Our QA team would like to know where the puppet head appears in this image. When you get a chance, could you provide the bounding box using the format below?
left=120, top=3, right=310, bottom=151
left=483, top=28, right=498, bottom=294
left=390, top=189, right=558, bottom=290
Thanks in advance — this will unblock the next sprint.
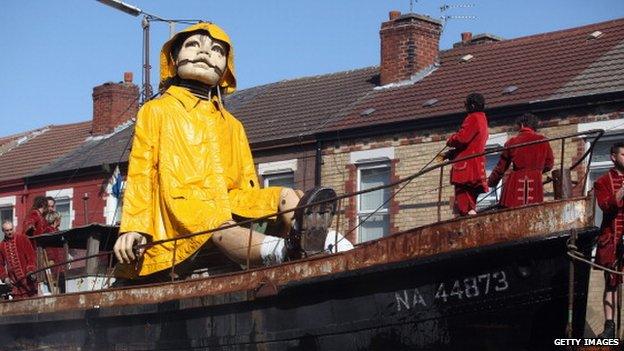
left=160, top=23, right=236, bottom=93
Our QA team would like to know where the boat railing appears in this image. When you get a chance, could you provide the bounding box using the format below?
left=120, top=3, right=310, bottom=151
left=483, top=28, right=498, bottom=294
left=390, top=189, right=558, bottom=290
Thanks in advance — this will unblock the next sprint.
left=10, top=128, right=605, bottom=297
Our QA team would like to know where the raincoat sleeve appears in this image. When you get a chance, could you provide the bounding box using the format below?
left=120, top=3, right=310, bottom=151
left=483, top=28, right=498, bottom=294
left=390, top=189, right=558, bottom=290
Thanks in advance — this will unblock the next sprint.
left=447, top=114, right=478, bottom=149
left=119, top=104, right=160, bottom=239
left=234, top=122, right=261, bottom=191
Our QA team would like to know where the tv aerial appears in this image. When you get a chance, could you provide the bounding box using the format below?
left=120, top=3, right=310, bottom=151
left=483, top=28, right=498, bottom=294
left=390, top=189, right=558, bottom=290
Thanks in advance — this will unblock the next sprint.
left=439, top=3, right=476, bottom=33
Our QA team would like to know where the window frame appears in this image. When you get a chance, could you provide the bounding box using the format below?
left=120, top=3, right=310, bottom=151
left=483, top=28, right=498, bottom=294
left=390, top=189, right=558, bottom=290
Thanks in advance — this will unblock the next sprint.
left=262, top=171, right=295, bottom=188
left=356, top=161, right=391, bottom=243
left=46, top=188, right=74, bottom=230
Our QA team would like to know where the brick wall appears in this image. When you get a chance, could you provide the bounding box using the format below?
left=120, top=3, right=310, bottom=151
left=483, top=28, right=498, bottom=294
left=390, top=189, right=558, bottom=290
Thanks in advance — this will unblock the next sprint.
left=321, top=106, right=623, bottom=242
left=92, top=72, right=139, bottom=135
left=380, top=12, right=442, bottom=85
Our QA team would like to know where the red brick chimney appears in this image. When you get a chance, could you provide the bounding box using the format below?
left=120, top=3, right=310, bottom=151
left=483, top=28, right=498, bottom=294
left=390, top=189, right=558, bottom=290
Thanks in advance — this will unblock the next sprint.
left=380, top=11, right=442, bottom=85
left=461, top=32, right=473, bottom=43
left=92, top=72, right=139, bottom=135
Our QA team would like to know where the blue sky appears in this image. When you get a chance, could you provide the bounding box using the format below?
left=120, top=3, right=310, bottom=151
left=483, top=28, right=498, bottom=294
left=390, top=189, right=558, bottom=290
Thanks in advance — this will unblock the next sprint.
left=0, top=0, right=622, bottom=136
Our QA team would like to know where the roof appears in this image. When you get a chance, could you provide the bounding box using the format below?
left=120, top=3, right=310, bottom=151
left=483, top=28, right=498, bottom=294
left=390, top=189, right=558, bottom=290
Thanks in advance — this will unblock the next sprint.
left=26, top=17, right=624, bottom=179
left=0, top=122, right=92, bottom=183
left=226, top=67, right=378, bottom=144
left=0, top=127, right=47, bottom=157
left=33, top=125, right=133, bottom=176
left=329, top=18, right=624, bottom=131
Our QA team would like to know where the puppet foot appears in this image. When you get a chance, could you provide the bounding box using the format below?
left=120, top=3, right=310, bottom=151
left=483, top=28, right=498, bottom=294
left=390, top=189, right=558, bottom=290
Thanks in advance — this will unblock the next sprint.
left=285, top=187, right=337, bottom=260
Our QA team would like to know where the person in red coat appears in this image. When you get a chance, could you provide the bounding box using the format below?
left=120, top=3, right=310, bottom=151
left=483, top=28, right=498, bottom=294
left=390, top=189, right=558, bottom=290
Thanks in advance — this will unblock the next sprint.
left=487, top=113, right=554, bottom=208
left=42, top=211, right=66, bottom=276
left=23, top=195, right=48, bottom=240
left=0, top=221, right=37, bottom=299
left=446, top=93, right=489, bottom=216
left=593, top=141, right=624, bottom=338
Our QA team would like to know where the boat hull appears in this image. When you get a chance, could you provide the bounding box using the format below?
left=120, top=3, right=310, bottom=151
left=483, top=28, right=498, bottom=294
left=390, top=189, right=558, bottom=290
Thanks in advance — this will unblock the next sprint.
left=0, top=228, right=596, bottom=351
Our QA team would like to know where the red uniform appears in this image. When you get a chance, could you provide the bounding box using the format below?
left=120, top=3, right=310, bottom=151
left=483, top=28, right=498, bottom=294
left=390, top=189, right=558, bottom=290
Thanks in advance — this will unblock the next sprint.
left=594, top=169, right=624, bottom=287
left=42, top=225, right=66, bottom=275
left=488, top=127, right=554, bottom=208
left=23, top=209, right=47, bottom=238
left=447, top=111, right=489, bottom=215
left=0, top=234, right=37, bottom=298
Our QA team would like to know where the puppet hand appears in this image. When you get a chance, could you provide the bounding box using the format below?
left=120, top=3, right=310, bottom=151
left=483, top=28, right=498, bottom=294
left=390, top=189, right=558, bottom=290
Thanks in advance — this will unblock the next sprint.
left=3, top=278, right=12, bottom=286
left=114, top=232, right=148, bottom=264
left=28, top=274, right=36, bottom=282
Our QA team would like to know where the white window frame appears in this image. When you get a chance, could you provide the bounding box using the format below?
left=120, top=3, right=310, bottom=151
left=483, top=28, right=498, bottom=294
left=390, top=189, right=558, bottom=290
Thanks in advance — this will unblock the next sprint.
left=579, top=119, right=624, bottom=193
left=477, top=133, right=508, bottom=210
left=258, top=159, right=297, bottom=188
left=262, top=171, right=295, bottom=188
left=46, top=188, right=74, bottom=229
left=0, top=195, right=16, bottom=227
left=356, top=161, right=391, bottom=243
left=351, top=148, right=395, bottom=244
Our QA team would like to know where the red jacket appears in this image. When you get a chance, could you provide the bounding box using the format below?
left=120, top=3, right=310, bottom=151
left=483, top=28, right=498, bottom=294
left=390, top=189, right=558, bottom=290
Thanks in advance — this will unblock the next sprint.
left=447, top=111, right=489, bottom=192
left=594, top=168, right=624, bottom=269
left=488, top=128, right=554, bottom=208
left=0, top=234, right=37, bottom=298
left=42, top=225, right=66, bottom=275
left=23, top=209, right=47, bottom=238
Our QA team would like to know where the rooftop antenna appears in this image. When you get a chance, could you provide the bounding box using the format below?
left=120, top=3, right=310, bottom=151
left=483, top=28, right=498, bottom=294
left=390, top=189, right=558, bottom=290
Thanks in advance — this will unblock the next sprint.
left=409, top=0, right=416, bottom=13
left=439, top=3, right=476, bottom=34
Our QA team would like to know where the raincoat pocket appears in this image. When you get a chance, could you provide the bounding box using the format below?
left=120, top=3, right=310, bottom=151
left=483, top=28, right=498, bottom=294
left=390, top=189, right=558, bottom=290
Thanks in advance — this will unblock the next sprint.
left=166, top=187, right=221, bottom=232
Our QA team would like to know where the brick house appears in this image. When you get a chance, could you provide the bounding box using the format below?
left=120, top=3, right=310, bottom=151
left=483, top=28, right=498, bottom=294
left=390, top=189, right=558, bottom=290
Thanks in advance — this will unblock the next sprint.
left=3, top=11, right=622, bottom=246
left=0, top=10, right=622, bottom=334
left=0, top=73, right=139, bottom=238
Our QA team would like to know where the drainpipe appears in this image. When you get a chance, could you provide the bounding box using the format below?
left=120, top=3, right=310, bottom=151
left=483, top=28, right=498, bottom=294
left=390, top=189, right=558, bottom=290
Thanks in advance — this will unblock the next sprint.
left=315, top=140, right=322, bottom=186
left=82, top=193, right=90, bottom=224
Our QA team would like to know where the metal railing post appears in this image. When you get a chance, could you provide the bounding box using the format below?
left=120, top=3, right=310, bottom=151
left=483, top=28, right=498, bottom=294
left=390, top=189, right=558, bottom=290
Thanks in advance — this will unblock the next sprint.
left=438, top=166, right=444, bottom=222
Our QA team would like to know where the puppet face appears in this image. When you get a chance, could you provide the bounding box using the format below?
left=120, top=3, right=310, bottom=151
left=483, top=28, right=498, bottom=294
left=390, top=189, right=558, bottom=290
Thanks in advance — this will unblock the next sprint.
left=176, top=33, right=227, bottom=86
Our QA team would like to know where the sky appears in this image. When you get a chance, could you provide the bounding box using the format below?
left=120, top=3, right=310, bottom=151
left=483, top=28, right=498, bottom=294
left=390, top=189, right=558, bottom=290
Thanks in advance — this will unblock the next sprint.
left=0, top=0, right=623, bottom=136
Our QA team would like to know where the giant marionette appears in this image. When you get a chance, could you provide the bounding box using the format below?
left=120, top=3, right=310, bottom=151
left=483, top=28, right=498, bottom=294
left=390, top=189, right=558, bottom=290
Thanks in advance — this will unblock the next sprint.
left=114, top=23, right=352, bottom=279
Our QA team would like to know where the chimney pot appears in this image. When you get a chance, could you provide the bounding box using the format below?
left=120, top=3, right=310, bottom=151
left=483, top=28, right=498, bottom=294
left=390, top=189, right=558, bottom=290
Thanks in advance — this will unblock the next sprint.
left=461, top=32, right=473, bottom=43
left=389, top=11, right=401, bottom=20
left=124, top=72, right=133, bottom=83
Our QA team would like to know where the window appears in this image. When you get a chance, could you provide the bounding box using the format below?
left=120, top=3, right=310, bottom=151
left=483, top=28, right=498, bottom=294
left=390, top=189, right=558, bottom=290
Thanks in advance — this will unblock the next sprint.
left=587, top=134, right=624, bottom=226
left=0, top=196, right=16, bottom=240
left=476, top=152, right=503, bottom=210
left=258, top=159, right=298, bottom=189
left=0, top=206, right=13, bottom=224
left=55, top=198, right=72, bottom=230
left=476, top=133, right=507, bottom=211
left=357, top=163, right=391, bottom=243
left=263, top=171, right=295, bottom=188
left=47, top=189, right=74, bottom=230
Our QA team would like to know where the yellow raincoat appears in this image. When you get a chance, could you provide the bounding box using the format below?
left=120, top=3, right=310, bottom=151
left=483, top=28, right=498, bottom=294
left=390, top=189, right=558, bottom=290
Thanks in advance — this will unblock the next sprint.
left=118, top=23, right=282, bottom=277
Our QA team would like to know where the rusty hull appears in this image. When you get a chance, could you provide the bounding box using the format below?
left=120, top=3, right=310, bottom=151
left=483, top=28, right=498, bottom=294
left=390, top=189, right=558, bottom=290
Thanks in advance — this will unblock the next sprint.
left=0, top=196, right=594, bottom=317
